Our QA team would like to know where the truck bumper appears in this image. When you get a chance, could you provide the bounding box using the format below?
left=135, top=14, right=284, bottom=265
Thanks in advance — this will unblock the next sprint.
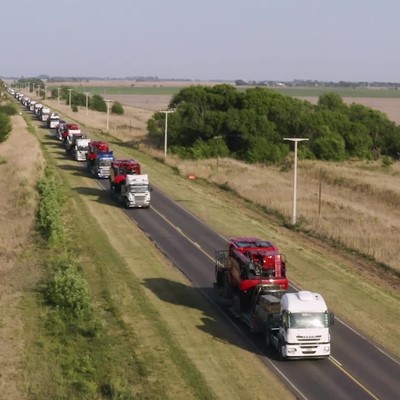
left=283, top=343, right=331, bottom=358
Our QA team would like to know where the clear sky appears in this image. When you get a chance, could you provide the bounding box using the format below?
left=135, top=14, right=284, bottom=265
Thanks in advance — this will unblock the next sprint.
left=2, top=0, right=399, bottom=82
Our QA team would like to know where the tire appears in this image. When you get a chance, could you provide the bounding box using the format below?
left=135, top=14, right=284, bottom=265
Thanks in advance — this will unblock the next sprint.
left=278, top=340, right=286, bottom=361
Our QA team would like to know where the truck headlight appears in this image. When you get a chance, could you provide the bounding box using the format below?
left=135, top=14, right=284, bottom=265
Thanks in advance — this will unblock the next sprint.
left=287, top=348, right=296, bottom=354
left=323, top=346, right=330, bottom=352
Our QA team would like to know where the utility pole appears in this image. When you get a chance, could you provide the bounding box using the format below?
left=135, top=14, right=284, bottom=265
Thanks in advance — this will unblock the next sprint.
left=67, top=88, right=73, bottom=109
left=283, top=138, right=309, bottom=225
left=106, top=99, right=112, bottom=132
left=85, top=92, right=90, bottom=117
left=160, top=110, right=174, bottom=158
left=56, top=87, right=61, bottom=103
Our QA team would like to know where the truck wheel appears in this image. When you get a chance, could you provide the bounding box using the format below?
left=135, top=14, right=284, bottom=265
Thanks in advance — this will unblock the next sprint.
left=278, top=341, right=286, bottom=361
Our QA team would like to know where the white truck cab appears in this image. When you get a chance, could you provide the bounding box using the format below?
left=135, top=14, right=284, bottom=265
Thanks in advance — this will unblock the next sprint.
left=74, top=138, right=91, bottom=161
left=275, top=291, right=334, bottom=359
left=123, top=174, right=151, bottom=208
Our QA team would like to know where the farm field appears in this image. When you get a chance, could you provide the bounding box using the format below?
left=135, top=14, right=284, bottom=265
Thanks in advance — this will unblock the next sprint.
left=46, top=80, right=400, bottom=121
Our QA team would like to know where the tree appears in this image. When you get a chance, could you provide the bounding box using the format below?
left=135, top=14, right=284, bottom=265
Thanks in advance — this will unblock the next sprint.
left=111, top=101, right=124, bottom=115
left=90, top=94, right=107, bottom=112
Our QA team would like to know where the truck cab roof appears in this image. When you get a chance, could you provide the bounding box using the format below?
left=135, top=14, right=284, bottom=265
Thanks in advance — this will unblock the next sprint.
left=281, top=291, right=328, bottom=313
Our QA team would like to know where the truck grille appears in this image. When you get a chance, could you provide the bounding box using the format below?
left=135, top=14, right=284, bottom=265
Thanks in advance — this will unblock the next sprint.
left=297, top=335, right=322, bottom=342
left=135, top=195, right=146, bottom=205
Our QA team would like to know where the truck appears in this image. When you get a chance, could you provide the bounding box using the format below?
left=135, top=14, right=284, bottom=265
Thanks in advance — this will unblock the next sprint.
left=33, top=103, right=43, bottom=115
left=56, top=120, right=67, bottom=140
left=109, top=159, right=141, bottom=191
left=72, top=138, right=91, bottom=161
left=112, top=174, right=151, bottom=208
left=86, top=141, right=114, bottom=178
left=214, top=237, right=334, bottom=359
left=47, top=113, right=60, bottom=129
left=40, top=106, right=51, bottom=122
left=66, top=132, right=87, bottom=156
left=28, top=100, right=36, bottom=111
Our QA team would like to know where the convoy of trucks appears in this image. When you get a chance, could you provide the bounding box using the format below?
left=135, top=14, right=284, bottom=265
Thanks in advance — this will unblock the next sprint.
left=12, top=88, right=334, bottom=361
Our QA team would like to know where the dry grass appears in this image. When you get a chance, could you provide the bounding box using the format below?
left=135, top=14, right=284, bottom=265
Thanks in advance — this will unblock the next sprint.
left=165, top=155, right=400, bottom=272
left=0, top=115, right=44, bottom=400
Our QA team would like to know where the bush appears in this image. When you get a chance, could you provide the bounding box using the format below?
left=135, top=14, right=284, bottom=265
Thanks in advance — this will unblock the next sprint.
left=0, top=103, right=18, bottom=115
left=45, top=264, right=90, bottom=318
left=111, top=101, right=124, bottom=115
left=71, top=104, right=78, bottom=112
left=382, top=155, right=393, bottom=167
left=37, top=176, right=65, bottom=245
left=0, top=112, right=12, bottom=143
left=90, top=94, right=107, bottom=112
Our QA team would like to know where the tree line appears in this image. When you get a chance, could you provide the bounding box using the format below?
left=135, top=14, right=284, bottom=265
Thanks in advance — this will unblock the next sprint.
left=50, top=86, right=124, bottom=115
left=147, top=84, right=400, bottom=163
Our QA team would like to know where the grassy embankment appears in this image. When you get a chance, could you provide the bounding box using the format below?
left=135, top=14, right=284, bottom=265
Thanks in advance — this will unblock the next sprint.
left=19, top=107, right=294, bottom=399
left=36, top=93, right=400, bottom=361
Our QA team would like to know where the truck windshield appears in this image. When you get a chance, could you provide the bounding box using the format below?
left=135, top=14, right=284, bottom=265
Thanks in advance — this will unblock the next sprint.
left=77, top=146, right=88, bottom=151
left=99, top=160, right=112, bottom=167
left=128, top=185, right=148, bottom=193
left=289, top=312, right=329, bottom=329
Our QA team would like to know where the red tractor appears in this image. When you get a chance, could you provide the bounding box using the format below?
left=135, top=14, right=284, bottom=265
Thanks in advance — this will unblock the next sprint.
left=109, top=159, right=141, bottom=193
left=215, top=237, right=288, bottom=311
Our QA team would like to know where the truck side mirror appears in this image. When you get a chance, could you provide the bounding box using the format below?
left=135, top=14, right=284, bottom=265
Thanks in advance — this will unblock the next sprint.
left=329, top=312, right=335, bottom=326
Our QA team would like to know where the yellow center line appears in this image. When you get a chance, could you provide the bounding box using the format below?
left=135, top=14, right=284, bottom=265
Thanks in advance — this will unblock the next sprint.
left=329, top=357, right=381, bottom=400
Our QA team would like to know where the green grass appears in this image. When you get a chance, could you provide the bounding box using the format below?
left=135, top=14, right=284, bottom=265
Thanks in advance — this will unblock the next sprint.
left=275, top=86, right=400, bottom=98
left=48, top=84, right=400, bottom=98
left=22, top=126, right=217, bottom=400
left=49, top=86, right=182, bottom=96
